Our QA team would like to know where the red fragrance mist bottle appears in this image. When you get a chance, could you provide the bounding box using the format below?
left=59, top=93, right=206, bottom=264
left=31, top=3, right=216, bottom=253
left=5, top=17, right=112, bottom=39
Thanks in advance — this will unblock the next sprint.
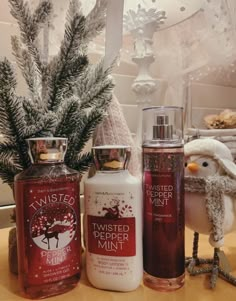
left=14, top=138, right=81, bottom=299
left=142, top=107, right=185, bottom=291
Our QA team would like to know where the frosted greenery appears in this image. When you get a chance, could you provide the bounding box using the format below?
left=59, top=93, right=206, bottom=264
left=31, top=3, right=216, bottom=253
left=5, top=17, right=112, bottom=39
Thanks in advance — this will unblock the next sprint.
left=0, top=0, right=114, bottom=188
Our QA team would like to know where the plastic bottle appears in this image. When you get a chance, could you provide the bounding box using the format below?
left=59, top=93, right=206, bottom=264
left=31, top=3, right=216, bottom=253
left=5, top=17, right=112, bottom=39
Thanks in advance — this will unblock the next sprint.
left=84, top=145, right=143, bottom=291
left=142, top=106, right=185, bottom=291
left=14, top=137, right=81, bottom=299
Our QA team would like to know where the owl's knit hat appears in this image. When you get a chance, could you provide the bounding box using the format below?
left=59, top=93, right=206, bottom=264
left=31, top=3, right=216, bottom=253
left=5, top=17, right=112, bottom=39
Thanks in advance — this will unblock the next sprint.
left=185, top=138, right=236, bottom=179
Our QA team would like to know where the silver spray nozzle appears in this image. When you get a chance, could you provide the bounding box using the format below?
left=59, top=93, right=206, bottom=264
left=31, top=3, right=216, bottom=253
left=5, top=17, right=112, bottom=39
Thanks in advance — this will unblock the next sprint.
left=153, top=114, right=173, bottom=140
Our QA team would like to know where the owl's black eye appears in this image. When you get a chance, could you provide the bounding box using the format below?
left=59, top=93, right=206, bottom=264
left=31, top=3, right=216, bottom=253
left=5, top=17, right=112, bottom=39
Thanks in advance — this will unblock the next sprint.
left=184, top=162, right=188, bottom=167
left=202, top=162, right=208, bottom=167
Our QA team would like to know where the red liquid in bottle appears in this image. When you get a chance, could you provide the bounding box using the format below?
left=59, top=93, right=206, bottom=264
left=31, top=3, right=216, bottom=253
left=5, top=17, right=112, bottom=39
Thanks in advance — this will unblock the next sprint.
left=14, top=138, right=81, bottom=299
left=143, top=147, right=185, bottom=291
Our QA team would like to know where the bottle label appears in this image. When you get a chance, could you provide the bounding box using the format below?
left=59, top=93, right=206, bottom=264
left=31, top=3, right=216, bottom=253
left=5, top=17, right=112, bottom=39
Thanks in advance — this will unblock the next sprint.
left=85, top=182, right=142, bottom=281
left=143, top=151, right=183, bottom=223
left=144, top=172, right=176, bottom=223
left=87, top=215, right=135, bottom=256
left=86, top=191, right=136, bottom=257
left=23, top=180, right=81, bottom=285
left=143, top=150, right=185, bottom=278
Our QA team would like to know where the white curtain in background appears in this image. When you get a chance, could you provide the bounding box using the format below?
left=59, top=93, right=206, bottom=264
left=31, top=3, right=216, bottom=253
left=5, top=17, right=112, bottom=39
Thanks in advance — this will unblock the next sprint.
left=151, top=0, right=236, bottom=106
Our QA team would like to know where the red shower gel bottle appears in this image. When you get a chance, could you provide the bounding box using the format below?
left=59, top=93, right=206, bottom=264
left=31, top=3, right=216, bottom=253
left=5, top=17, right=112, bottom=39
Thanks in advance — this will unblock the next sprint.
left=14, top=137, right=81, bottom=299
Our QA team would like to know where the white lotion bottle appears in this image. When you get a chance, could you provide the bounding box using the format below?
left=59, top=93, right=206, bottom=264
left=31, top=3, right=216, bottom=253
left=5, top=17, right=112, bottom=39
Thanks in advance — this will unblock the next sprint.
left=84, top=145, right=143, bottom=291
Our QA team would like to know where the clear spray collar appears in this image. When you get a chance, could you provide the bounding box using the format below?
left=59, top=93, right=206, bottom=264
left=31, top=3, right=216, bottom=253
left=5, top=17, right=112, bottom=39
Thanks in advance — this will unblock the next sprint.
left=142, top=106, right=183, bottom=147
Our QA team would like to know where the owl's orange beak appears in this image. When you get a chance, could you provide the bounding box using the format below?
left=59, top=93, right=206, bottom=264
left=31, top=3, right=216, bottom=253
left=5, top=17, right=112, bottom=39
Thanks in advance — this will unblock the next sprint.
left=187, top=162, right=199, bottom=173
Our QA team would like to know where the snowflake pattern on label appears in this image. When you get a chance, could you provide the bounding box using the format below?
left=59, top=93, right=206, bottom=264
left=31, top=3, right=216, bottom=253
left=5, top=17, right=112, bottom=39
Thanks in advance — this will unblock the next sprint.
left=87, top=192, right=135, bottom=218
left=30, top=203, right=77, bottom=251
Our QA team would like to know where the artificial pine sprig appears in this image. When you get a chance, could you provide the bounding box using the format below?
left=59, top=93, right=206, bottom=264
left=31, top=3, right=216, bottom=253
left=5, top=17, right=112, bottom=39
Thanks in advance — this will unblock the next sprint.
left=78, top=59, right=112, bottom=108
left=66, top=108, right=105, bottom=161
left=11, top=36, right=42, bottom=101
left=0, top=142, right=21, bottom=186
left=71, top=152, right=93, bottom=173
left=0, top=159, right=20, bottom=189
left=54, top=97, right=81, bottom=137
left=9, top=0, right=36, bottom=43
left=23, top=112, right=58, bottom=138
left=81, top=75, right=114, bottom=109
left=0, top=59, right=30, bottom=170
left=0, top=0, right=114, bottom=189
left=47, top=54, right=88, bottom=111
left=9, top=0, right=52, bottom=43
left=9, top=0, right=51, bottom=74
left=83, top=0, right=108, bottom=43
left=0, top=142, right=18, bottom=162
left=32, top=0, right=53, bottom=30
left=46, top=1, right=88, bottom=111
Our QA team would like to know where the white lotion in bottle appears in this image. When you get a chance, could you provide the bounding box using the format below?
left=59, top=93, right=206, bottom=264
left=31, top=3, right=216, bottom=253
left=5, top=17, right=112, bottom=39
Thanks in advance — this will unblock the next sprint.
left=84, top=145, right=143, bottom=291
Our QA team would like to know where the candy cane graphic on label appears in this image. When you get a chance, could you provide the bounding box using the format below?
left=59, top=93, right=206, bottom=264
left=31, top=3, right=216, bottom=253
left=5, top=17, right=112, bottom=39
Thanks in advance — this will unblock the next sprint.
left=31, top=216, right=47, bottom=237
left=64, top=213, right=74, bottom=238
left=120, top=205, right=133, bottom=217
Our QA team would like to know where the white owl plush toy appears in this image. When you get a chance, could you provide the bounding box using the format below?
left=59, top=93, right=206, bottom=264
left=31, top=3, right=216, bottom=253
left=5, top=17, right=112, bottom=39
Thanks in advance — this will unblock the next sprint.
left=184, top=138, right=236, bottom=288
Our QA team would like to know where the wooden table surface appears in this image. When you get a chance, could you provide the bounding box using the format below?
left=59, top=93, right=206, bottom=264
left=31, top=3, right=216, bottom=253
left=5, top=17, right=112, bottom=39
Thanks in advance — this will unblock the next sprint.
left=0, top=227, right=236, bottom=300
